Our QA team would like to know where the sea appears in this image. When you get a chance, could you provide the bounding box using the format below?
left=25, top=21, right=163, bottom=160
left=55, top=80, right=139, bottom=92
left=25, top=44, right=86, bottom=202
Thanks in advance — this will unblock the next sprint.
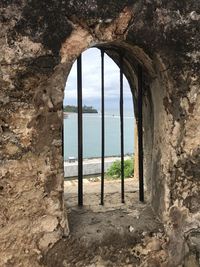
left=63, top=112, right=135, bottom=161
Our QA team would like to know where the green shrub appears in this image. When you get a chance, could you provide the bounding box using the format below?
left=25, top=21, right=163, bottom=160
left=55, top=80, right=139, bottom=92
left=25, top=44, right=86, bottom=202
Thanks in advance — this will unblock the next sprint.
left=106, top=158, right=134, bottom=179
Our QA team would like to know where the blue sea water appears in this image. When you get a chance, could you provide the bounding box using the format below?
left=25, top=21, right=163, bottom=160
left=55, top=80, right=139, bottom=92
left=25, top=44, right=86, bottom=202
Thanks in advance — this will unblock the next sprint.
left=63, top=113, right=134, bottom=160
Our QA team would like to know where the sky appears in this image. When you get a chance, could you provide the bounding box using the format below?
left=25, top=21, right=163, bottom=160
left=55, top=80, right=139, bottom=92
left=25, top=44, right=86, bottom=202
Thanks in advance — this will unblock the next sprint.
left=64, top=48, right=134, bottom=114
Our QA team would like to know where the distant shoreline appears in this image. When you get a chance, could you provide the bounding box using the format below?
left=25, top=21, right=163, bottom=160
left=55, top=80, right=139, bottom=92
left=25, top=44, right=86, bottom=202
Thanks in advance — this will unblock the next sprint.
left=64, top=155, right=134, bottom=177
left=63, top=112, right=135, bottom=119
left=64, top=105, right=98, bottom=113
left=64, top=154, right=134, bottom=162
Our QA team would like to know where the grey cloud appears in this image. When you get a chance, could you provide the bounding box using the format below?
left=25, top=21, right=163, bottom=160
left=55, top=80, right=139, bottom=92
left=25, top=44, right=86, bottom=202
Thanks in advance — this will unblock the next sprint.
left=65, top=48, right=133, bottom=102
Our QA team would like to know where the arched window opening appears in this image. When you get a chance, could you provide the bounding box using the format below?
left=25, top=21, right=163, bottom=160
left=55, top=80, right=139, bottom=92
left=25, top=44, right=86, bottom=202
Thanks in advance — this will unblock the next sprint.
left=63, top=47, right=142, bottom=209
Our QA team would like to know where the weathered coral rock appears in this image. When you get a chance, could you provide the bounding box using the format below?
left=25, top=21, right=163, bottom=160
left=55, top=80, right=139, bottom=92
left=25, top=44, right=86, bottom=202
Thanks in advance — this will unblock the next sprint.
left=0, top=0, right=199, bottom=266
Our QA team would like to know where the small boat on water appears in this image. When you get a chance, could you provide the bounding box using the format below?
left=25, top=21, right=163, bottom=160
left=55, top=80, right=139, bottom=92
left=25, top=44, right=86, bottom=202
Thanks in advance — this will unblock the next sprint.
left=64, top=112, right=68, bottom=118
left=68, top=156, right=76, bottom=163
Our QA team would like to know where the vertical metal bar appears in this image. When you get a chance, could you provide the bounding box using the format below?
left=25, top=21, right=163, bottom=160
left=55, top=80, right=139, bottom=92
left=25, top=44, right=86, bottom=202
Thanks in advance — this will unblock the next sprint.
left=62, top=106, right=65, bottom=178
left=120, top=53, right=125, bottom=203
left=100, top=50, right=105, bottom=205
left=62, top=106, right=64, bottom=160
left=77, top=55, right=83, bottom=206
left=137, top=64, right=144, bottom=202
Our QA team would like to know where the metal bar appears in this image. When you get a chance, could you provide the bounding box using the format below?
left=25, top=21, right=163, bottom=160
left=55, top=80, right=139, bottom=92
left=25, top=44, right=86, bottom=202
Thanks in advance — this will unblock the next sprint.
left=137, top=64, right=144, bottom=202
left=100, top=49, right=105, bottom=205
left=62, top=107, right=64, bottom=159
left=120, top=54, right=125, bottom=203
left=77, top=55, right=83, bottom=206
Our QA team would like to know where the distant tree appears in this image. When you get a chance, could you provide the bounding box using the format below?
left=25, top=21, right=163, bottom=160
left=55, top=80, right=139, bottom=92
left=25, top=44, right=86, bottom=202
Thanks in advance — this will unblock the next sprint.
left=64, top=105, right=98, bottom=113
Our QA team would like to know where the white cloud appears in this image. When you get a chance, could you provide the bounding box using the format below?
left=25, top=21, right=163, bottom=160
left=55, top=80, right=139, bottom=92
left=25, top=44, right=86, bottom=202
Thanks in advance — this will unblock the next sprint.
left=64, top=48, right=133, bottom=103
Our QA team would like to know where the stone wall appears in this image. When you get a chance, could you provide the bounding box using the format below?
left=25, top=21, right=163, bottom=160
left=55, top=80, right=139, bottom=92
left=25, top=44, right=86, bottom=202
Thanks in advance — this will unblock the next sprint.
left=0, top=1, right=199, bottom=266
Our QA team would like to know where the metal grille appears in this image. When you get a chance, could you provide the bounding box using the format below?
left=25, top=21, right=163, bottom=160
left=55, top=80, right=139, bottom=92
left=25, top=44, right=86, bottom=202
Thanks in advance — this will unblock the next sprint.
left=72, top=49, right=144, bottom=206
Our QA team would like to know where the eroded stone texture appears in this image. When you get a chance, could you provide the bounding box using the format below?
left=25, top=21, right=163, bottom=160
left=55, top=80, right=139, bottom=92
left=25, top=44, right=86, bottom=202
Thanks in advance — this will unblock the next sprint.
left=0, top=0, right=199, bottom=266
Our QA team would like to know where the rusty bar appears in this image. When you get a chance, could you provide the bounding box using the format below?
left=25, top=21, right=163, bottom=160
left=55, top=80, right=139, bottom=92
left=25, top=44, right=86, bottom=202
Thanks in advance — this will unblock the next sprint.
left=100, top=49, right=105, bottom=205
left=77, top=55, right=83, bottom=206
left=120, top=53, right=125, bottom=203
left=62, top=110, right=64, bottom=159
left=137, top=64, right=144, bottom=202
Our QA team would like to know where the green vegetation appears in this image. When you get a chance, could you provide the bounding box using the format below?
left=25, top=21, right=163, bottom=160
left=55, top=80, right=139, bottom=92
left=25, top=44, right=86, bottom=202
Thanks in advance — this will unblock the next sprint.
left=106, top=158, right=134, bottom=179
left=63, top=105, right=98, bottom=113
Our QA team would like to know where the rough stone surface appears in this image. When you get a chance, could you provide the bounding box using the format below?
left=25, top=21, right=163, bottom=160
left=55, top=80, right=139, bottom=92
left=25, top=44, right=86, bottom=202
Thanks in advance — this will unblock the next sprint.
left=44, top=178, right=164, bottom=267
left=0, top=0, right=199, bottom=266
